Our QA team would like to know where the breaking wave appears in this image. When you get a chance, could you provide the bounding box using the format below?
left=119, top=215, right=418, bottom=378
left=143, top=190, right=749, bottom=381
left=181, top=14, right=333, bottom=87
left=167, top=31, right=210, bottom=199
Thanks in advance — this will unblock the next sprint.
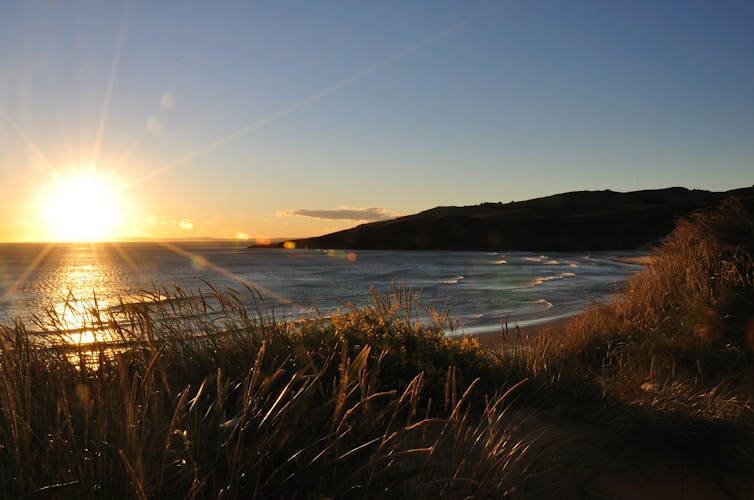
left=528, top=272, right=576, bottom=287
left=522, top=298, right=554, bottom=312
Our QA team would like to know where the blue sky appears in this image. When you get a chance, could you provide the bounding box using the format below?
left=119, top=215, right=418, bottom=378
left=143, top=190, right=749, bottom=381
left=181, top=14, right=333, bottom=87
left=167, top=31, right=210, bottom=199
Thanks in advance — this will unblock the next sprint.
left=1, top=0, right=753, bottom=241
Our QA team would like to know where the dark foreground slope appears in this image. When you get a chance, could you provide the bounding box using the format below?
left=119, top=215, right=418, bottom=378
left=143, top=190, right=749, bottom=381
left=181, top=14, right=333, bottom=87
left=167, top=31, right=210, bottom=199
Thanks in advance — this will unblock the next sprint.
left=259, top=186, right=754, bottom=251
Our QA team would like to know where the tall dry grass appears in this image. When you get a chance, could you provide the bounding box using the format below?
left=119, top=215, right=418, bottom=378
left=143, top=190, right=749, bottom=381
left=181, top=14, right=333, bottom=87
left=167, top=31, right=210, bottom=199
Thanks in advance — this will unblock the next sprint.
left=0, top=286, right=546, bottom=498
left=509, top=198, right=754, bottom=473
left=556, top=198, right=754, bottom=381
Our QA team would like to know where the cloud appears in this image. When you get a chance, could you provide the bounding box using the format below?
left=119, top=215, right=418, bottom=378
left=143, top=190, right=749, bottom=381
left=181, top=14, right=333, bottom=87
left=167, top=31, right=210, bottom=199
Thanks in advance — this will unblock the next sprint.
left=147, top=215, right=172, bottom=225
left=179, top=219, right=194, bottom=230
left=279, top=207, right=397, bottom=221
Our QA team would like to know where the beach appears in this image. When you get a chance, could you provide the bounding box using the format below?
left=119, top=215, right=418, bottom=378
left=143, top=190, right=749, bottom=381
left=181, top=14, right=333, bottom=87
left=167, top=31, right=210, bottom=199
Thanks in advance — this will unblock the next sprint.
left=469, top=316, right=572, bottom=350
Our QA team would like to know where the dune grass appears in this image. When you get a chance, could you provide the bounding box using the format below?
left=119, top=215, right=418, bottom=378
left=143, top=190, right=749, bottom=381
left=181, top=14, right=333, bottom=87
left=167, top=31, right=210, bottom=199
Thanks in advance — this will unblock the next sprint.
left=0, top=285, right=548, bottom=498
left=512, top=198, right=754, bottom=482
left=1, top=198, right=753, bottom=497
left=551, top=199, right=754, bottom=394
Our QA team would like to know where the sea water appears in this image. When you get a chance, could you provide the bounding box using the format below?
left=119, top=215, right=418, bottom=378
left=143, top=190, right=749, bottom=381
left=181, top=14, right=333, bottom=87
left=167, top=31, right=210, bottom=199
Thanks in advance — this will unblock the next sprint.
left=0, top=242, right=645, bottom=336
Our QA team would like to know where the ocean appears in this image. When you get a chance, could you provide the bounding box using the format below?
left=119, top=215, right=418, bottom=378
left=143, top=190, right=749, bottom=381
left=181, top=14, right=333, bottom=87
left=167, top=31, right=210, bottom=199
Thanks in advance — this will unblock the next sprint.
left=0, top=242, right=645, bottom=337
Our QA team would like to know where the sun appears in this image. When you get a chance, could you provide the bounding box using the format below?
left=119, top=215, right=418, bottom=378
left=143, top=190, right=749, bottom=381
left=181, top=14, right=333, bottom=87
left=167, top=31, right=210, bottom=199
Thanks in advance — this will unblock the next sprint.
left=42, top=170, right=122, bottom=242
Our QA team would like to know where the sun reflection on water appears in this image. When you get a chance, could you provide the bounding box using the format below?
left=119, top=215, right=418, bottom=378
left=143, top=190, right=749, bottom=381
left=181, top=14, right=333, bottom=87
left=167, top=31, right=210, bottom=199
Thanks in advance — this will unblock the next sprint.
left=39, top=246, right=127, bottom=345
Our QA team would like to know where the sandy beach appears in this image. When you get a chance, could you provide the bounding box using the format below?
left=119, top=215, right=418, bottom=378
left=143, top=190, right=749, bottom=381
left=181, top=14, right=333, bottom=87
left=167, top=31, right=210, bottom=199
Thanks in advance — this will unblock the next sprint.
left=468, top=316, right=571, bottom=350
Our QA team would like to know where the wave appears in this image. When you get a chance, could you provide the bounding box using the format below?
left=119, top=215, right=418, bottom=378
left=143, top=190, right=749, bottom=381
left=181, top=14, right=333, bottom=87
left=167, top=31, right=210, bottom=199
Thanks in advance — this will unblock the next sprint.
left=523, top=255, right=548, bottom=262
left=458, top=299, right=555, bottom=331
left=493, top=258, right=507, bottom=265
left=108, top=292, right=205, bottom=311
left=527, top=272, right=576, bottom=287
left=441, top=275, right=465, bottom=285
left=522, top=298, right=554, bottom=312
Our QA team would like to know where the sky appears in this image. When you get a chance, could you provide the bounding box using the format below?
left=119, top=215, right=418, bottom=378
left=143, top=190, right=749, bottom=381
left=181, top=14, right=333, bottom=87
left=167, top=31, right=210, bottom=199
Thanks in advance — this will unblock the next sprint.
left=1, top=0, right=753, bottom=242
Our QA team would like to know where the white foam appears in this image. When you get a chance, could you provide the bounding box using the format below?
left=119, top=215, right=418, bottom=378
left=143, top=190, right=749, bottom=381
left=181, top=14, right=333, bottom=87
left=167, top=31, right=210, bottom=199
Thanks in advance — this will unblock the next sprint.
left=526, top=298, right=554, bottom=311
left=441, top=275, right=465, bottom=285
left=527, top=272, right=576, bottom=287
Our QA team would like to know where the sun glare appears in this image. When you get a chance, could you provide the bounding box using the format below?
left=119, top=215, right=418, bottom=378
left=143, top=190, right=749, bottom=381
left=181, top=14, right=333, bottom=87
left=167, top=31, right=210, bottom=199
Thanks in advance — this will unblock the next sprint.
left=42, top=171, right=121, bottom=242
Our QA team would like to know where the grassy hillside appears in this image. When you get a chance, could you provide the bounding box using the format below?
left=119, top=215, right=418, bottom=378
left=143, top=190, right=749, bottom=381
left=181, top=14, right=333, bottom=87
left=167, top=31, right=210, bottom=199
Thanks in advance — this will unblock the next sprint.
left=262, top=186, right=754, bottom=251
left=1, top=197, right=753, bottom=497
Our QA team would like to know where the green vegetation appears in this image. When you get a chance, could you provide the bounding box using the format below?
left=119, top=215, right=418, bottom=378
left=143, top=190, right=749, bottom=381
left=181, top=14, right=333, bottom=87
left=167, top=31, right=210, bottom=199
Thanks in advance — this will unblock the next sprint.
left=1, top=199, right=753, bottom=498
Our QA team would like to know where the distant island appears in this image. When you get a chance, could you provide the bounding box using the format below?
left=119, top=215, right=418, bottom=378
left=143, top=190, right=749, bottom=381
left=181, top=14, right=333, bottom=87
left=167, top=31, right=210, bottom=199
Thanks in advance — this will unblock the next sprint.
left=252, top=186, right=754, bottom=251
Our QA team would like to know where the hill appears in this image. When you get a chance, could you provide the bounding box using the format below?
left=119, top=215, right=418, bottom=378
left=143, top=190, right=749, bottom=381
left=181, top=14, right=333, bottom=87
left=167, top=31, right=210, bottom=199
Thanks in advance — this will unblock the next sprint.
left=255, top=186, right=754, bottom=251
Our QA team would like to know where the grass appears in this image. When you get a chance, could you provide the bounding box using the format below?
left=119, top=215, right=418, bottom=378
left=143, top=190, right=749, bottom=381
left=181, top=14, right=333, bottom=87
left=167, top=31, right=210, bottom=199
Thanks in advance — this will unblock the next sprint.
left=552, top=198, right=754, bottom=392
left=1, top=197, right=753, bottom=497
left=512, top=198, right=754, bottom=487
left=0, top=286, right=547, bottom=498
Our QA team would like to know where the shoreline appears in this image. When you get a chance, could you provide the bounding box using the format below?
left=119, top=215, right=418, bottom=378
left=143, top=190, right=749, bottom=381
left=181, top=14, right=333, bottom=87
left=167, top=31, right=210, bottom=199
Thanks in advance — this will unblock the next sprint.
left=612, top=254, right=655, bottom=266
left=466, top=315, right=572, bottom=350
left=459, top=251, right=654, bottom=350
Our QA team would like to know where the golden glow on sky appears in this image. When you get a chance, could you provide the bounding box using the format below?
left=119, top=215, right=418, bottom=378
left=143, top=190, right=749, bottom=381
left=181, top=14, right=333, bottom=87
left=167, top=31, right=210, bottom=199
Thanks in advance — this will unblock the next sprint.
left=2, top=2, right=751, bottom=243
left=42, top=170, right=123, bottom=242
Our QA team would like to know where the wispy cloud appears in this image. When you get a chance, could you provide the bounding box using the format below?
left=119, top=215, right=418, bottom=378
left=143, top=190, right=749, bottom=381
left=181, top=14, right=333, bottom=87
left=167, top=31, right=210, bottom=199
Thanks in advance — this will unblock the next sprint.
left=279, top=207, right=398, bottom=221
